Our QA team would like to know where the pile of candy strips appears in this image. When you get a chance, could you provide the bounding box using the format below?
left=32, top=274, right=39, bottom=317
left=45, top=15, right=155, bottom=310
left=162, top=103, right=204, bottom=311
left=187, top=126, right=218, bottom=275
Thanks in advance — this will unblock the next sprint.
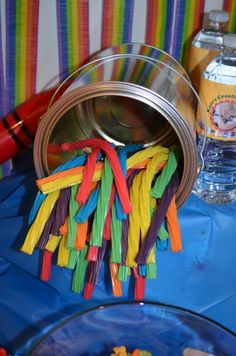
left=21, top=138, right=182, bottom=300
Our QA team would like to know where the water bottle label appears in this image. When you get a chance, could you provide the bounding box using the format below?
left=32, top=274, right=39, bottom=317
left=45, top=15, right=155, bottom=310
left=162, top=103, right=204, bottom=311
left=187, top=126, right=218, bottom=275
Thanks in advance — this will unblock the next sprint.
left=196, top=78, right=236, bottom=141
left=188, top=45, right=220, bottom=90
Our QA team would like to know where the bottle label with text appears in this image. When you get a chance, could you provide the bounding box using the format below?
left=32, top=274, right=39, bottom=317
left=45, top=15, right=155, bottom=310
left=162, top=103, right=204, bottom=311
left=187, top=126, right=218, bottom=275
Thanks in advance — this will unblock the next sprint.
left=197, top=77, right=236, bottom=141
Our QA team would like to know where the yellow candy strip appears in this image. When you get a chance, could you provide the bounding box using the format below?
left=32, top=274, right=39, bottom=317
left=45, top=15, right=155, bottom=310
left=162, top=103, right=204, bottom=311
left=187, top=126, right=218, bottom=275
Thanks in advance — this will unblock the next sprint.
left=37, top=146, right=169, bottom=194
left=45, top=234, right=61, bottom=253
left=57, top=235, right=70, bottom=267
left=126, top=146, right=169, bottom=169
left=140, top=152, right=169, bottom=263
left=126, top=171, right=143, bottom=267
left=21, top=190, right=60, bottom=255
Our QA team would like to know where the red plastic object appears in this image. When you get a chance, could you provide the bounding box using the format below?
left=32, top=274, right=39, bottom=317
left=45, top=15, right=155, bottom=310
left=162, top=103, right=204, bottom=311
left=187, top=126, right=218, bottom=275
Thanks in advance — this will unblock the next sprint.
left=0, top=82, right=70, bottom=164
left=0, top=348, right=8, bottom=356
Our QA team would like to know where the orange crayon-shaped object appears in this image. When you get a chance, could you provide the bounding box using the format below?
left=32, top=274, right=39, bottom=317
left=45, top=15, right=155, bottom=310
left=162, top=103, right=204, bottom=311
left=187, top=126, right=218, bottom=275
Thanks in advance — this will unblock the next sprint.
left=0, top=83, right=70, bottom=164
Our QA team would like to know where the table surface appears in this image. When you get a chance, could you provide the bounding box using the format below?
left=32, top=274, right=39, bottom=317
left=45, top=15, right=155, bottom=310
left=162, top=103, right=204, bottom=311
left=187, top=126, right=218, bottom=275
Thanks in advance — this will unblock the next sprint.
left=1, top=149, right=236, bottom=355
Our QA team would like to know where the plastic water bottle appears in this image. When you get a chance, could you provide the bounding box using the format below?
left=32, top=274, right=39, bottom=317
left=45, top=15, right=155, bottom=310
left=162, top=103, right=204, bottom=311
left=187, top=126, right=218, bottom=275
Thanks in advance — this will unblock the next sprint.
left=193, top=34, right=236, bottom=204
left=188, top=9, right=229, bottom=91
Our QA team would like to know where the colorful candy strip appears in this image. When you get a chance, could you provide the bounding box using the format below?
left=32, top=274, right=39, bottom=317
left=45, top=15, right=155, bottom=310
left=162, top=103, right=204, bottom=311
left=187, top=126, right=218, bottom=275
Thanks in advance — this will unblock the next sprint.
left=136, top=169, right=180, bottom=264
left=28, top=191, right=46, bottom=225
left=59, top=216, right=68, bottom=237
left=139, top=151, right=168, bottom=264
left=103, top=184, right=116, bottom=241
left=147, top=261, right=157, bottom=279
left=158, top=224, right=169, bottom=241
left=133, top=267, right=146, bottom=301
left=45, top=235, right=61, bottom=253
left=40, top=250, right=53, bottom=281
left=74, top=219, right=88, bottom=250
left=67, top=249, right=79, bottom=269
left=90, top=158, right=113, bottom=247
left=166, top=195, right=182, bottom=252
left=109, top=263, right=122, bottom=297
left=126, top=171, right=143, bottom=267
left=57, top=235, right=70, bottom=267
left=115, top=144, right=142, bottom=219
left=87, top=246, right=99, bottom=261
left=37, top=162, right=103, bottom=194
left=157, top=238, right=168, bottom=250
left=84, top=239, right=107, bottom=299
left=67, top=184, right=79, bottom=249
left=126, top=146, right=169, bottom=169
left=103, top=207, right=112, bottom=241
left=76, top=148, right=100, bottom=204
left=36, top=203, right=57, bottom=249
left=28, top=153, right=88, bottom=225
left=72, top=245, right=88, bottom=293
left=61, top=138, right=132, bottom=214
left=36, top=158, right=152, bottom=194
left=117, top=265, right=129, bottom=282
left=21, top=190, right=60, bottom=255
left=151, top=146, right=179, bottom=198
left=120, top=170, right=139, bottom=269
left=51, top=187, right=71, bottom=235
left=75, top=185, right=100, bottom=223
left=110, top=204, right=122, bottom=263
left=115, top=146, right=128, bottom=220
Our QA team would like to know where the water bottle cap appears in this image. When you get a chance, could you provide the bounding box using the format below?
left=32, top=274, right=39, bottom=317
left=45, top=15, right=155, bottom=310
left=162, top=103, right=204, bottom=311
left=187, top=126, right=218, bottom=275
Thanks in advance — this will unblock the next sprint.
left=223, top=34, right=236, bottom=49
left=208, top=10, right=229, bottom=23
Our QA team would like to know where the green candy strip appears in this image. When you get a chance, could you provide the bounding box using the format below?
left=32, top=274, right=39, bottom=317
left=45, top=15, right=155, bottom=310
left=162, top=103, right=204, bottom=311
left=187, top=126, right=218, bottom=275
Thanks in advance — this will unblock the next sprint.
left=158, top=225, right=169, bottom=241
left=151, top=146, right=179, bottom=199
left=90, top=158, right=113, bottom=247
left=111, top=204, right=122, bottom=263
left=67, top=249, right=79, bottom=269
left=72, top=246, right=88, bottom=293
left=67, top=184, right=79, bottom=249
left=117, top=265, right=129, bottom=282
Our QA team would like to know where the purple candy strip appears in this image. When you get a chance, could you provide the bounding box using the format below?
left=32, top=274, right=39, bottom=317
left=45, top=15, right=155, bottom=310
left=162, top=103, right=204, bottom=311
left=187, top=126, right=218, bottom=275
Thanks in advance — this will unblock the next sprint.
left=36, top=204, right=57, bottom=250
left=136, top=169, right=180, bottom=264
left=88, top=239, right=107, bottom=285
left=51, top=187, right=71, bottom=235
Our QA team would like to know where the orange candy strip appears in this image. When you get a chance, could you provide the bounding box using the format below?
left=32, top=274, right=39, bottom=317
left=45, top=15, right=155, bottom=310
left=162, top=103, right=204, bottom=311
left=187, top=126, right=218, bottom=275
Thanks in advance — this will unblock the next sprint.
left=166, top=195, right=182, bottom=252
left=109, top=263, right=122, bottom=297
left=74, top=220, right=88, bottom=250
left=59, top=217, right=68, bottom=237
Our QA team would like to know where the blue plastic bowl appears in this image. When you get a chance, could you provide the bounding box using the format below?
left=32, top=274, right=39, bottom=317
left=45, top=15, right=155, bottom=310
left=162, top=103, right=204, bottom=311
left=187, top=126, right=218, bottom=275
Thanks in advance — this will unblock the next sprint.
left=30, top=302, right=236, bottom=355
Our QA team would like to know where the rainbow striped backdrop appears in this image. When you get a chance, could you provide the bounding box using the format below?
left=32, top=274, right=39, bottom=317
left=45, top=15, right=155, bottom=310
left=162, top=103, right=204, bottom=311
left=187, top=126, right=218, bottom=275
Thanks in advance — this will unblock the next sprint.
left=224, top=0, right=236, bottom=33
left=0, top=0, right=235, bottom=177
left=5, top=0, right=39, bottom=113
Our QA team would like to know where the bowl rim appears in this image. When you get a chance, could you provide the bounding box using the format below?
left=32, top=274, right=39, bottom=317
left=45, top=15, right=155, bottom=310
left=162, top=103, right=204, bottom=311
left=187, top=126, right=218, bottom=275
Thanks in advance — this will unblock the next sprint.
left=29, top=300, right=236, bottom=354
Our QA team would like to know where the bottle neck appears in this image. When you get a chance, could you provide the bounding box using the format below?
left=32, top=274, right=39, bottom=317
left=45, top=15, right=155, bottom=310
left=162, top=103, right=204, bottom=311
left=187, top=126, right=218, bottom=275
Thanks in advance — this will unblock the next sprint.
left=222, top=47, right=236, bottom=58
left=205, top=20, right=228, bottom=33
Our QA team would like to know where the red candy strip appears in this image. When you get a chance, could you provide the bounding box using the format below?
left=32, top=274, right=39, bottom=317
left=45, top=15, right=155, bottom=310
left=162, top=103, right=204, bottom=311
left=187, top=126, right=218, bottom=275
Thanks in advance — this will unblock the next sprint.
left=76, top=148, right=100, bottom=204
left=61, top=139, right=132, bottom=214
left=133, top=267, right=146, bottom=301
left=40, top=250, right=53, bottom=281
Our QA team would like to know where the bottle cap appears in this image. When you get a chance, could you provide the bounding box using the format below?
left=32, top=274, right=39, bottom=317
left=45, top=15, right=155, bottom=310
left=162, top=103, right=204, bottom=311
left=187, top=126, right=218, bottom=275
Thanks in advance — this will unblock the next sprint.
left=209, top=10, right=229, bottom=23
left=223, top=34, right=236, bottom=49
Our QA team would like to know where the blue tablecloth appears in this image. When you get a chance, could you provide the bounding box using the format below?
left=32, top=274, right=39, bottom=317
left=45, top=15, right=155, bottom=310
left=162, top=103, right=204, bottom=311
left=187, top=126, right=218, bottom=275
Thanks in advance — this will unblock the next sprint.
left=1, top=149, right=236, bottom=355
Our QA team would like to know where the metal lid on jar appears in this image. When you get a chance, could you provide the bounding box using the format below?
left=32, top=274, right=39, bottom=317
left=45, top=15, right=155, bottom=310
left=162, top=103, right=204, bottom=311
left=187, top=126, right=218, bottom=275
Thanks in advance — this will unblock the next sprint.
left=209, top=10, right=229, bottom=23
left=223, top=33, right=236, bottom=49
